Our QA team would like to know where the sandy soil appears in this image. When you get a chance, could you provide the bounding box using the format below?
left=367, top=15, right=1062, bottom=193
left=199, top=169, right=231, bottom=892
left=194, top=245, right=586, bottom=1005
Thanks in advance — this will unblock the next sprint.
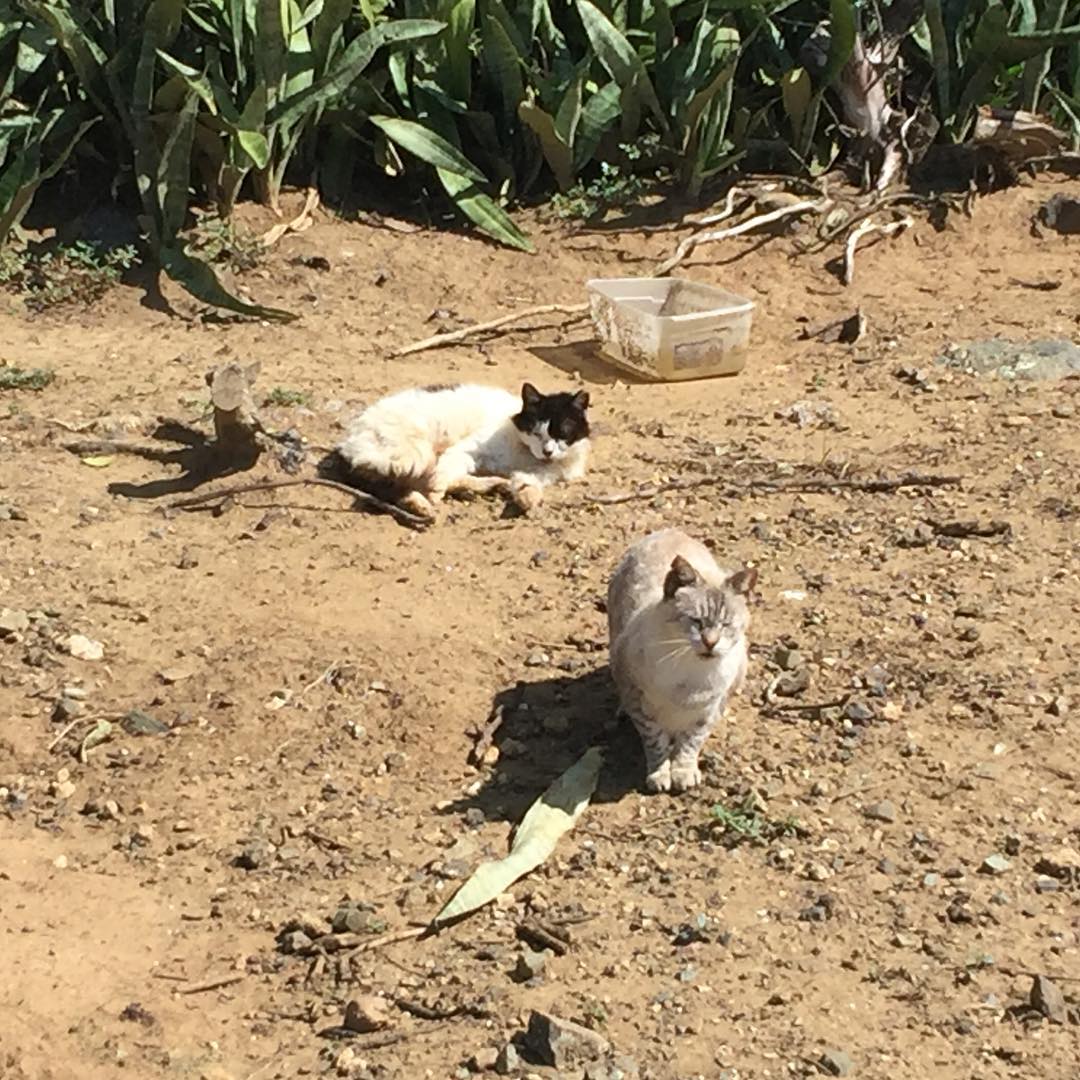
left=2, top=177, right=1079, bottom=1080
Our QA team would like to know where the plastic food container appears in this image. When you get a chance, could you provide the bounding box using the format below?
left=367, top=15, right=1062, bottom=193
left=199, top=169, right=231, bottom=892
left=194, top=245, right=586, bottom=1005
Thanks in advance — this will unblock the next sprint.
left=586, top=277, right=754, bottom=382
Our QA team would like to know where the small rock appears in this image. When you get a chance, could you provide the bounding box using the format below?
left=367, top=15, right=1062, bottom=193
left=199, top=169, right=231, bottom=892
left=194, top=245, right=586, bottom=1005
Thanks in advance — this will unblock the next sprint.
left=819, top=1048, right=854, bottom=1077
left=494, top=1043, right=520, bottom=1075
left=53, top=854, right=69, bottom=870
left=1047, top=695, right=1069, bottom=718
left=281, top=930, right=312, bottom=954
left=384, top=751, right=407, bottom=772
left=469, top=1047, right=499, bottom=1073
left=53, top=780, right=76, bottom=800
left=877, top=858, right=896, bottom=874
left=464, top=808, right=486, bottom=827
left=524, top=650, right=549, bottom=667
left=512, top=947, right=547, bottom=982
left=864, top=800, right=896, bottom=824
left=1034, top=876, right=1059, bottom=894
left=332, top=904, right=376, bottom=934
left=66, top=634, right=104, bottom=661
left=343, top=995, right=392, bottom=1033
left=980, top=853, right=1011, bottom=876
left=1030, top=975, right=1067, bottom=1023
left=844, top=700, right=874, bottom=724
left=525, top=1011, right=611, bottom=1068
left=235, top=838, right=274, bottom=870
left=158, top=665, right=195, bottom=684
left=0, top=608, right=30, bottom=637
left=52, top=696, right=83, bottom=722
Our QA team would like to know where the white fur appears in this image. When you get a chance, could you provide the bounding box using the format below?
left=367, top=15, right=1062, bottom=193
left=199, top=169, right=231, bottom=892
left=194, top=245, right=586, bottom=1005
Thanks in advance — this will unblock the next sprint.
left=337, top=384, right=589, bottom=517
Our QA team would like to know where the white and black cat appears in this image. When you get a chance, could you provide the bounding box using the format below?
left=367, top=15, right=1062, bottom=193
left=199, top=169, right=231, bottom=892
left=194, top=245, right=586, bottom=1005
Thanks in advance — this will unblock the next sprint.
left=336, top=381, right=590, bottom=519
left=608, top=529, right=756, bottom=794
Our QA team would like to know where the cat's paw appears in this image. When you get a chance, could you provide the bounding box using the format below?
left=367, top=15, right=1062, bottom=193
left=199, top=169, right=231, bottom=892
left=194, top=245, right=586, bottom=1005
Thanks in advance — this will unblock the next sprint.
left=511, top=482, right=543, bottom=515
left=399, top=491, right=438, bottom=520
left=644, top=761, right=672, bottom=794
left=669, top=761, right=702, bottom=793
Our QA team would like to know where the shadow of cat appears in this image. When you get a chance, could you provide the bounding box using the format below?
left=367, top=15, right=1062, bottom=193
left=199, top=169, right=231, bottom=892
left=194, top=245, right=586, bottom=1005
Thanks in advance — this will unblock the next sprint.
left=441, top=665, right=647, bottom=825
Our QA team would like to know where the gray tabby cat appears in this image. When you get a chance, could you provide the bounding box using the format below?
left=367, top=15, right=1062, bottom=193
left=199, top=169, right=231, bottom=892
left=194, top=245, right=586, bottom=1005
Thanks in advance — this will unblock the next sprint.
left=607, top=529, right=756, bottom=794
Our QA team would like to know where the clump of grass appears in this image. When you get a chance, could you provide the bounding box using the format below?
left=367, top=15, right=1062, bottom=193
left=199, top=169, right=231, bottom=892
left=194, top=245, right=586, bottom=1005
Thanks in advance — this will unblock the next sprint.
left=0, top=242, right=137, bottom=312
left=186, top=214, right=264, bottom=273
left=264, top=387, right=312, bottom=408
left=549, top=140, right=662, bottom=222
left=707, top=792, right=802, bottom=848
left=0, top=365, right=55, bottom=391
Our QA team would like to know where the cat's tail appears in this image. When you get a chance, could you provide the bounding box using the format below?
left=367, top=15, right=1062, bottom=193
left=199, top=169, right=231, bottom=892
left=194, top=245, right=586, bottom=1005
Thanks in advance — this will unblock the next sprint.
left=334, top=425, right=437, bottom=498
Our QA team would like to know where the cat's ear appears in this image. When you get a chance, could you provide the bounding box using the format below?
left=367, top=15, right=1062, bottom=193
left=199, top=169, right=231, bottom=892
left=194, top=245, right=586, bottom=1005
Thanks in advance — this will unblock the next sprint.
left=571, top=390, right=590, bottom=411
left=727, top=566, right=758, bottom=597
left=664, top=555, right=701, bottom=599
left=521, top=382, right=542, bottom=407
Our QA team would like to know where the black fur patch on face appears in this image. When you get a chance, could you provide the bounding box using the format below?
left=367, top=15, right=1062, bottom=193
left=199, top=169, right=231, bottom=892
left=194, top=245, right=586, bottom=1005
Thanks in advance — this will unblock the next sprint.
left=512, top=383, right=590, bottom=444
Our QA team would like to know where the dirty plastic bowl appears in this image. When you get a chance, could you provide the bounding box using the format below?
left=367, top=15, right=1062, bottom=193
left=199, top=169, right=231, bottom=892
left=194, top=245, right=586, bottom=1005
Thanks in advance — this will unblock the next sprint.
left=586, top=276, right=754, bottom=382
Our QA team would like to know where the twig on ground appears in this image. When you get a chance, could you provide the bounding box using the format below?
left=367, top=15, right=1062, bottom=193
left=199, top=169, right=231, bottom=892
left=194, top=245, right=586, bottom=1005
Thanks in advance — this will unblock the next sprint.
left=517, top=919, right=572, bottom=956
left=167, top=478, right=428, bottom=530
left=297, top=925, right=428, bottom=957
left=469, top=705, right=506, bottom=766
left=586, top=470, right=962, bottom=506
left=843, top=215, right=914, bottom=286
left=393, top=303, right=589, bottom=358
left=655, top=198, right=829, bottom=276
left=319, top=1023, right=449, bottom=1046
left=393, top=997, right=491, bottom=1021
left=62, top=439, right=179, bottom=461
left=684, top=186, right=753, bottom=228
left=47, top=717, right=84, bottom=752
left=297, top=660, right=341, bottom=700
left=178, top=973, right=245, bottom=995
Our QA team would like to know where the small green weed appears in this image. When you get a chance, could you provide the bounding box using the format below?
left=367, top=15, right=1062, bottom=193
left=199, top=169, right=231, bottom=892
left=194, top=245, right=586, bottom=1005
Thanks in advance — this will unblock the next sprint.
left=549, top=140, right=661, bottom=222
left=0, top=365, right=56, bottom=391
left=264, top=387, right=312, bottom=408
left=186, top=214, right=264, bottom=273
left=0, top=242, right=137, bottom=312
left=708, top=793, right=802, bottom=847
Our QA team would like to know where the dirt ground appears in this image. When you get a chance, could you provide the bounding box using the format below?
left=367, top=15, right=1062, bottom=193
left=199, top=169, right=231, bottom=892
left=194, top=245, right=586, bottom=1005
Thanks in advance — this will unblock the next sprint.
left=2, top=176, right=1079, bottom=1080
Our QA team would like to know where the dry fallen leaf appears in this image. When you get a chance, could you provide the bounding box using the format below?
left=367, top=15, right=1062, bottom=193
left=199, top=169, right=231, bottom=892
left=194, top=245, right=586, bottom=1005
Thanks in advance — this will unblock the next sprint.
left=432, top=746, right=604, bottom=927
left=80, top=455, right=115, bottom=468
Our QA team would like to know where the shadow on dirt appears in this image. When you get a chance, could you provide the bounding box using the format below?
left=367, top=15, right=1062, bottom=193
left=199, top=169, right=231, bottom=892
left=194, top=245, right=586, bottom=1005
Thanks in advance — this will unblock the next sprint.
left=442, top=664, right=648, bottom=825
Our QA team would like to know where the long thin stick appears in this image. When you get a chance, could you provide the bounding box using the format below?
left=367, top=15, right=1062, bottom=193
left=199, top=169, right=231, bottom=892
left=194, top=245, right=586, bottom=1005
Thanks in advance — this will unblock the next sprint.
left=587, top=471, right=961, bottom=506
left=178, top=973, right=245, bottom=995
left=167, top=478, right=429, bottom=529
left=392, top=303, right=588, bottom=358
left=843, top=215, right=914, bottom=286
left=655, top=198, right=828, bottom=275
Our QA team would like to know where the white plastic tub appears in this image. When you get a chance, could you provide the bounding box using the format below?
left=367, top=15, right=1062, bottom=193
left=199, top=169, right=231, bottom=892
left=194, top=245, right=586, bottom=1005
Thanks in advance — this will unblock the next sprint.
left=586, top=277, right=754, bottom=382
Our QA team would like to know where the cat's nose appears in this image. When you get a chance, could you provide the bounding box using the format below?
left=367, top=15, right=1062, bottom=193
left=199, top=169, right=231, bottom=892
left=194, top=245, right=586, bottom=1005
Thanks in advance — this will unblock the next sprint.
left=542, top=444, right=555, bottom=458
left=701, top=629, right=719, bottom=652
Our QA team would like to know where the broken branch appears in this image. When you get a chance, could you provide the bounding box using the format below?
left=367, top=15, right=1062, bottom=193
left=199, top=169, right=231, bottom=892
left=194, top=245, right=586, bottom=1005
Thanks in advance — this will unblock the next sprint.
left=655, top=198, right=829, bottom=276
left=843, top=215, right=914, bottom=286
left=392, top=303, right=588, bottom=358
left=167, top=478, right=429, bottom=530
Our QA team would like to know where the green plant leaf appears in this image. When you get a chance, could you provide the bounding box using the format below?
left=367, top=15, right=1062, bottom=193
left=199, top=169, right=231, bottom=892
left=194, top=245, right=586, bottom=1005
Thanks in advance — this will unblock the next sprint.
left=157, top=91, right=198, bottom=242
left=370, top=115, right=486, bottom=183
left=925, top=0, right=952, bottom=122
left=518, top=99, right=574, bottom=190
left=820, top=0, right=856, bottom=88
left=269, top=19, right=445, bottom=128
left=780, top=66, right=811, bottom=148
left=437, top=167, right=534, bottom=251
left=573, top=79, right=621, bottom=170
left=576, top=0, right=666, bottom=128
left=431, top=748, right=602, bottom=926
left=159, top=245, right=297, bottom=322
left=444, top=0, right=475, bottom=102
left=482, top=12, right=525, bottom=126
left=0, top=117, right=98, bottom=242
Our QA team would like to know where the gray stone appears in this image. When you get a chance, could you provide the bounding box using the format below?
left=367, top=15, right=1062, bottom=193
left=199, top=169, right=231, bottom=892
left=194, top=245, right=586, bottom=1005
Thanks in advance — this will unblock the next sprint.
left=864, top=800, right=896, bottom=824
left=469, top=1048, right=499, bottom=1073
left=980, top=853, right=1011, bottom=875
left=525, top=1011, right=610, bottom=1068
left=281, top=930, right=312, bottom=954
left=332, top=904, right=375, bottom=934
left=512, top=947, right=547, bottom=983
left=235, top=838, right=274, bottom=870
left=1031, top=975, right=1067, bottom=1023
left=52, top=696, right=83, bottom=722
left=494, top=1043, right=520, bottom=1075
left=819, top=1049, right=854, bottom=1076
left=938, top=338, right=1080, bottom=381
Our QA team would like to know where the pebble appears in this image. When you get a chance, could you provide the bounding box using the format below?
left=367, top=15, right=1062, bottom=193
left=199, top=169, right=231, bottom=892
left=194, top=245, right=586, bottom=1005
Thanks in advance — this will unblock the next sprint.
left=52, top=696, right=83, bottom=722
left=524, top=650, right=549, bottom=667
left=864, top=800, right=896, bottom=823
left=0, top=608, right=30, bottom=636
left=280, top=930, right=312, bottom=954
left=384, top=751, right=407, bottom=772
left=845, top=700, right=874, bottom=724
left=819, top=1048, right=854, bottom=1077
left=922, top=873, right=941, bottom=888
left=525, top=1010, right=611, bottom=1068
left=494, top=1042, right=521, bottom=1075
left=53, top=780, right=76, bottom=800
left=513, top=947, right=547, bottom=982
left=236, top=838, right=274, bottom=870
left=343, top=995, right=392, bottom=1033
left=469, top=1048, right=499, bottom=1073
left=877, top=858, right=896, bottom=875
left=53, top=855, right=69, bottom=869
left=66, top=634, right=104, bottom=661
left=980, top=854, right=1011, bottom=875
left=1030, top=975, right=1067, bottom=1023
